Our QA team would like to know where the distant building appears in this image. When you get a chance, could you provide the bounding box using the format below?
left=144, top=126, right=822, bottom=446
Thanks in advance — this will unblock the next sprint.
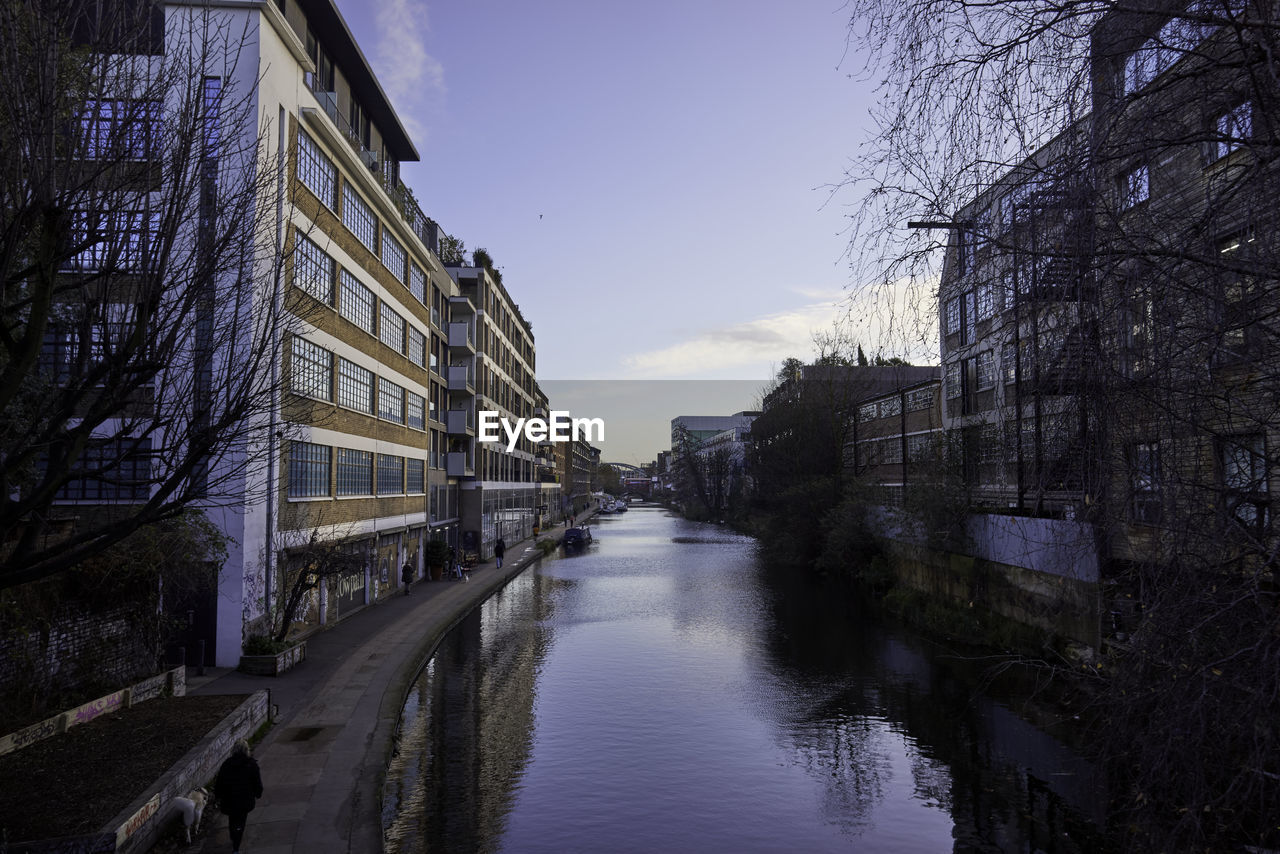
left=849, top=375, right=944, bottom=504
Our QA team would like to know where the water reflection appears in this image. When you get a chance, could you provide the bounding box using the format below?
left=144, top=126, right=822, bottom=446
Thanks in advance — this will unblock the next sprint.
left=383, top=507, right=1103, bottom=853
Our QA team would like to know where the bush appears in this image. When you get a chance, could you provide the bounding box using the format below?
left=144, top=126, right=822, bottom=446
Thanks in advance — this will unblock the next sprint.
left=243, top=635, right=293, bottom=656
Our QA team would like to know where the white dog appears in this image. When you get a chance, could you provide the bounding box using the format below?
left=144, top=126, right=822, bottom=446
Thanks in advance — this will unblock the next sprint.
left=171, top=787, right=208, bottom=843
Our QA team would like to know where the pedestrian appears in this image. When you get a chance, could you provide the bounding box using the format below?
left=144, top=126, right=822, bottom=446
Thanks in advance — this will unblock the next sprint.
left=214, top=739, right=262, bottom=854
left=494, top=537, right=506, bottom=568
left=401, top=560, right=414, bottom=595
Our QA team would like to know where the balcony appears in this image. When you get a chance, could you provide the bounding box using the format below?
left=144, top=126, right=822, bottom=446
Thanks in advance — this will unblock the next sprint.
left=446, top=451, right=474, bottom=478
left=448, top=295, right=476, bottom=315
left=447, top=365, right=475, bottom=394
left=447, top=321, right=475, bottom=352
left=446, top=408, right=475, bottom=436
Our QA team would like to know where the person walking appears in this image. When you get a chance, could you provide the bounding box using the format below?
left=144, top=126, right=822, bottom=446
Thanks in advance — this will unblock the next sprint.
left=401, top=560, right=414, bottom=595
left=214, top=739, right=262, bottom=854
left=494, top=537, right=506, bottom=568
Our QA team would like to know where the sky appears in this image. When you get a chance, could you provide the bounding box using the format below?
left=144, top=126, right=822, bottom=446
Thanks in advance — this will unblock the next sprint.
left=332, top=0, right=887, bottom=459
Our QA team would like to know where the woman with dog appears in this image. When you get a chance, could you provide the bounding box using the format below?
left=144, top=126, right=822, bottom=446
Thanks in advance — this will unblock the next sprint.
left=215, top=739, right=263, bottom=853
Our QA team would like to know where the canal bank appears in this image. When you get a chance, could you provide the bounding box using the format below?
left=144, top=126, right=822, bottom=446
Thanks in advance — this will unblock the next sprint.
left=187, top=514, right=594, bottom=853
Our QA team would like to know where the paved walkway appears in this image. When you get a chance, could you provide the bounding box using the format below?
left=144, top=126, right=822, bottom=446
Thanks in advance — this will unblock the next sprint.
left=187, top=519, right=588, bottom=854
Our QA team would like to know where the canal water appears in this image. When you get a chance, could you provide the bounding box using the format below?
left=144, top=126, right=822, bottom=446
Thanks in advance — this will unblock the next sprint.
left=382, top=505, right=1103, bottom=853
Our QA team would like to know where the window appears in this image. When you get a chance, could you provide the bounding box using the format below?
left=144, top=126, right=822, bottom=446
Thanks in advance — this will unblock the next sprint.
left=378, top=377, right=405, bottom=423
left=858, top=402, right=877, bottom=422
left=407, top=458, right=425, bottom=493
left=376, top=454, right=404, bottom=495
left=1213, top=102, right=1252, bottom=161
left=907, top=388, right=933, bottom=412
left=975, top=282, right=994, bottom=321
left=297, top=130, right=336, bottom=206
left=410, top=263, right=426, bottom=305
left=1214, top=230, right=1255, bottom=361
left=40, top=306, right=137, bottom=380
left=342, top=184, right=377, bottom=250
left=956, top=228, right=976, bottom=276
left=1119, top=164, right=1149, bottom=209
left=408, top=326, right=426, bottom=367
left=293, top=233, right=335, bottom=304
left=288, top=441, right=330, bottom=498
left=880, top=396, right=902, bottom=418
left=945, top=297, right=961, bottom=336
left=946, top=362, right=963, bottom=399
left=1002, top=342, right=1017, bottom=385
left=66, top=209, right=158, bottom=272
left=1123, top=293, right=1155, bottom=377
left=882, top=438, right=904, bottom=465
left=407, top=391, right=426, bottom=430
left=1123, top=41, right=1158, bottom=95
left=379, top=305, right=406, bottom=353
left=1219, top=434, right=1268, bottom=530
left=339, top=270, right=376, bottom=334
left=337, top=358, right=374, bottom=413
left=1129, top=442, right=1162, bottom=524
left=961, top=290, right=975, bottom=343
left=55, top=437, right=152, bottom=501
left=978, top=423, right=1002, bottom=464
left=382, top=230, right=406, bottom=282
left=975, top=350, right=995, bottom=391
left=290, top=337, right=332, bottom=401
left=336, top=448, right=373, bottom=496
left=907, top=434, right=933, bottom=463
left=79, top=99, right=160, bottom=160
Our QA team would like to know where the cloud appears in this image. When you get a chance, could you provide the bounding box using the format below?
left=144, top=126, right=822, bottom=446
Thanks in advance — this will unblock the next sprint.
left=621, top=301, right=843, bottom=379
left=371, top=0, right=444, bottom=142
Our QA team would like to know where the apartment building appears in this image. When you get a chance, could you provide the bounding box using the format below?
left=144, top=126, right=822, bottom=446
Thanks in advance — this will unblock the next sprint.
left=850, top=376, right=943, bottom=504
left=938, top=122, right=1096, bottom=517
left=446, top=263, right=544, bottom=557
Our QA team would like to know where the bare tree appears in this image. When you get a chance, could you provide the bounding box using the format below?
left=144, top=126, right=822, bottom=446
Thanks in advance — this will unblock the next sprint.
left=0, top=0, right=294, bottom=589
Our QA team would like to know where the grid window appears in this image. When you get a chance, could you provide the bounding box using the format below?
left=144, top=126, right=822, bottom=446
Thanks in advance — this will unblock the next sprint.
left=288, top=441, right=331, bottom=498
left=378, top=377, right=405, bottom=423
left=382, top=229, right=406, bottom=282
left=1003, top=343, right=1017, bottom=384
left=410, top=263, right=426, bottom=305
left=1129, top=442, right=1162, bottom=524
left=907, top=433, right=932, bottom=463
left=337, top=358, right=374, bottom=413
left=1214, top=102, right=1252, bottom=161
left=408, top=326, right=426, bottom=367
left=1220, top=434, right=1268, bottom=528
left=297, top=130, right=336, bottom=206
left=380, top=305, right=406, bottom=353
left=907, top=388, right=933, bottom=412
left=978, top=424, right=1002, bottom=464
left=293, top=232, right=335, bottom=304
left=882, top=438, right=904, bottom=465
left=880, top=396, right=902, bottom=418
left=376, top=454, right=405, bottom=495
left=342, top=183, right=377, bottom=250
left=407, top=391, right=426, bottom=430
left=407, top=458, right=425, bottom=493
left=55, top=438, right=152, bottom=501
left=336, top=448, right=373, bottom=496
left=858, top=402, right=877, bottom=422
left=975, top=350, right=995, bottom=390
left=975, top=282, right=994, bottom=321
left=291, top=337, right=333, bottom=401
left=946, top=362, right=963, bottom=399
left=339, top=270, right=376, bottom=334
left=945, top=297, right=961, bottom=335
left=79, top=99, right=161, bottom=160
left=67, top=209, right=158, bottom=272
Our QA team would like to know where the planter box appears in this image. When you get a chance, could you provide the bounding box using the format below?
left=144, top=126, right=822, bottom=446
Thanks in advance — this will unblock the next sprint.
left=238, top=641, right=306, bottom=676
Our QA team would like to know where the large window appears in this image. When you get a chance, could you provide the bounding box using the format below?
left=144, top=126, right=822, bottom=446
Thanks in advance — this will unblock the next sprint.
left=378, top=377, right=405, bottom=423
left=336, top=448, right=373, bottom=496
left=342, top=183, right=377, bottom=250
left=293, top=232, right=335, bottom=304
left=906, top=388, right=933, bottom=412
left=975, top=350, right=995, bottom=391
left=407, top=458, right=425, bottom=493
left=1118, top=164, right=1149, bottom=209
left=339, top=270, right=376, bottom=335
left=975, top=282, right=994, bottom=321
left=337, top=357, right=374, bottom=413
left=80, top=99, right=161, bottom=161
left=290, top=337, right=332, bottom=401
left=1213, top=102, right=1252, bottom=161
left=297, top=130, right=336, bottom=206
left=407, top=391, right=426, bottom=430
left=379, top=305, right=406, bottom=353
left=945, top=361, right=963, bottom=399
left=288, top=441, right=331, bottom=498
left=857, top=402, right=877, bottom=422
left=410, top=263, right=426, bottom=305
left=376, top=454, right=404, bottom=495
left=382, top=229, right=406, bottom=282
left=55, top=438, right=151, bottom=501
left=945, top=297, right=961, bottom=336
left=1219, top=434, right=1268, bottom=530
left=67, top=209, right=158, bottom=272
left=1002, top=342, right=1017, bottom=385
left=408, top=326, right=426, bottom=367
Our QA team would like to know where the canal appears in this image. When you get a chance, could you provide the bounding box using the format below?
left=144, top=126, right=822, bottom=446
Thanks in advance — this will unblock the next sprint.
left=382, top=505, right=1103, bottom=852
